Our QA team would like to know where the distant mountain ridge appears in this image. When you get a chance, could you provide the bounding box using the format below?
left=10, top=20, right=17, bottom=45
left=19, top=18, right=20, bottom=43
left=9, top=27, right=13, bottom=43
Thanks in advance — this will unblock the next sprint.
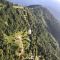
left=28, top=5, right=60, bottom=45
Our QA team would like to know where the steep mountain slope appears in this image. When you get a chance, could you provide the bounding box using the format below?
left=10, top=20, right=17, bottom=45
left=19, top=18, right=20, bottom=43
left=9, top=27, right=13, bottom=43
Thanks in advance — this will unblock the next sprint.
left=28, top=5, right=60, bottom=45
left=0, top=2, right=60, bottom=60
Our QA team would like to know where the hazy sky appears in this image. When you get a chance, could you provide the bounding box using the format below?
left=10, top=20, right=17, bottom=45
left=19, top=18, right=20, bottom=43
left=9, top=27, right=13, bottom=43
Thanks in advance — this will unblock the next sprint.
left=9, top=0, right=60, bottom=20
left=9, top=0, right=60, bottom=6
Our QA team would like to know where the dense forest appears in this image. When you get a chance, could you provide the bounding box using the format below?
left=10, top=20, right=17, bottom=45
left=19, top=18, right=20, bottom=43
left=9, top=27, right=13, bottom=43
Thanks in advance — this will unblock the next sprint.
left=0, top=0, right=60, bottom=60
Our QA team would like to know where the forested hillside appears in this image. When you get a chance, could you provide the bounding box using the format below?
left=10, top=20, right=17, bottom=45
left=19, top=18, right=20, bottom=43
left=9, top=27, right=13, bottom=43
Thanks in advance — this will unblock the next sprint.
left=0, top=0, right=60, bottom=60
left=28, top=5, right=60, bottom=45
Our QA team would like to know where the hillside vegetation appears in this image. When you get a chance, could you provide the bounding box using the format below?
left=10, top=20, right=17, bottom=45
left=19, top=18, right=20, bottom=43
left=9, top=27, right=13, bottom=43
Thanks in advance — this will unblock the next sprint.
left=28, top=5, right=60, bottom=45
left=0, top=1, right=60, bottom=60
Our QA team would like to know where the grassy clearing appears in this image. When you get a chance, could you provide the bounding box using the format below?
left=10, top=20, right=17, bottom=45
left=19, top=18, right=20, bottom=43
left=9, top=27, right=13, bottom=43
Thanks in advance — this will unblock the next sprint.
left=13, top=5, right=24, bottom=9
